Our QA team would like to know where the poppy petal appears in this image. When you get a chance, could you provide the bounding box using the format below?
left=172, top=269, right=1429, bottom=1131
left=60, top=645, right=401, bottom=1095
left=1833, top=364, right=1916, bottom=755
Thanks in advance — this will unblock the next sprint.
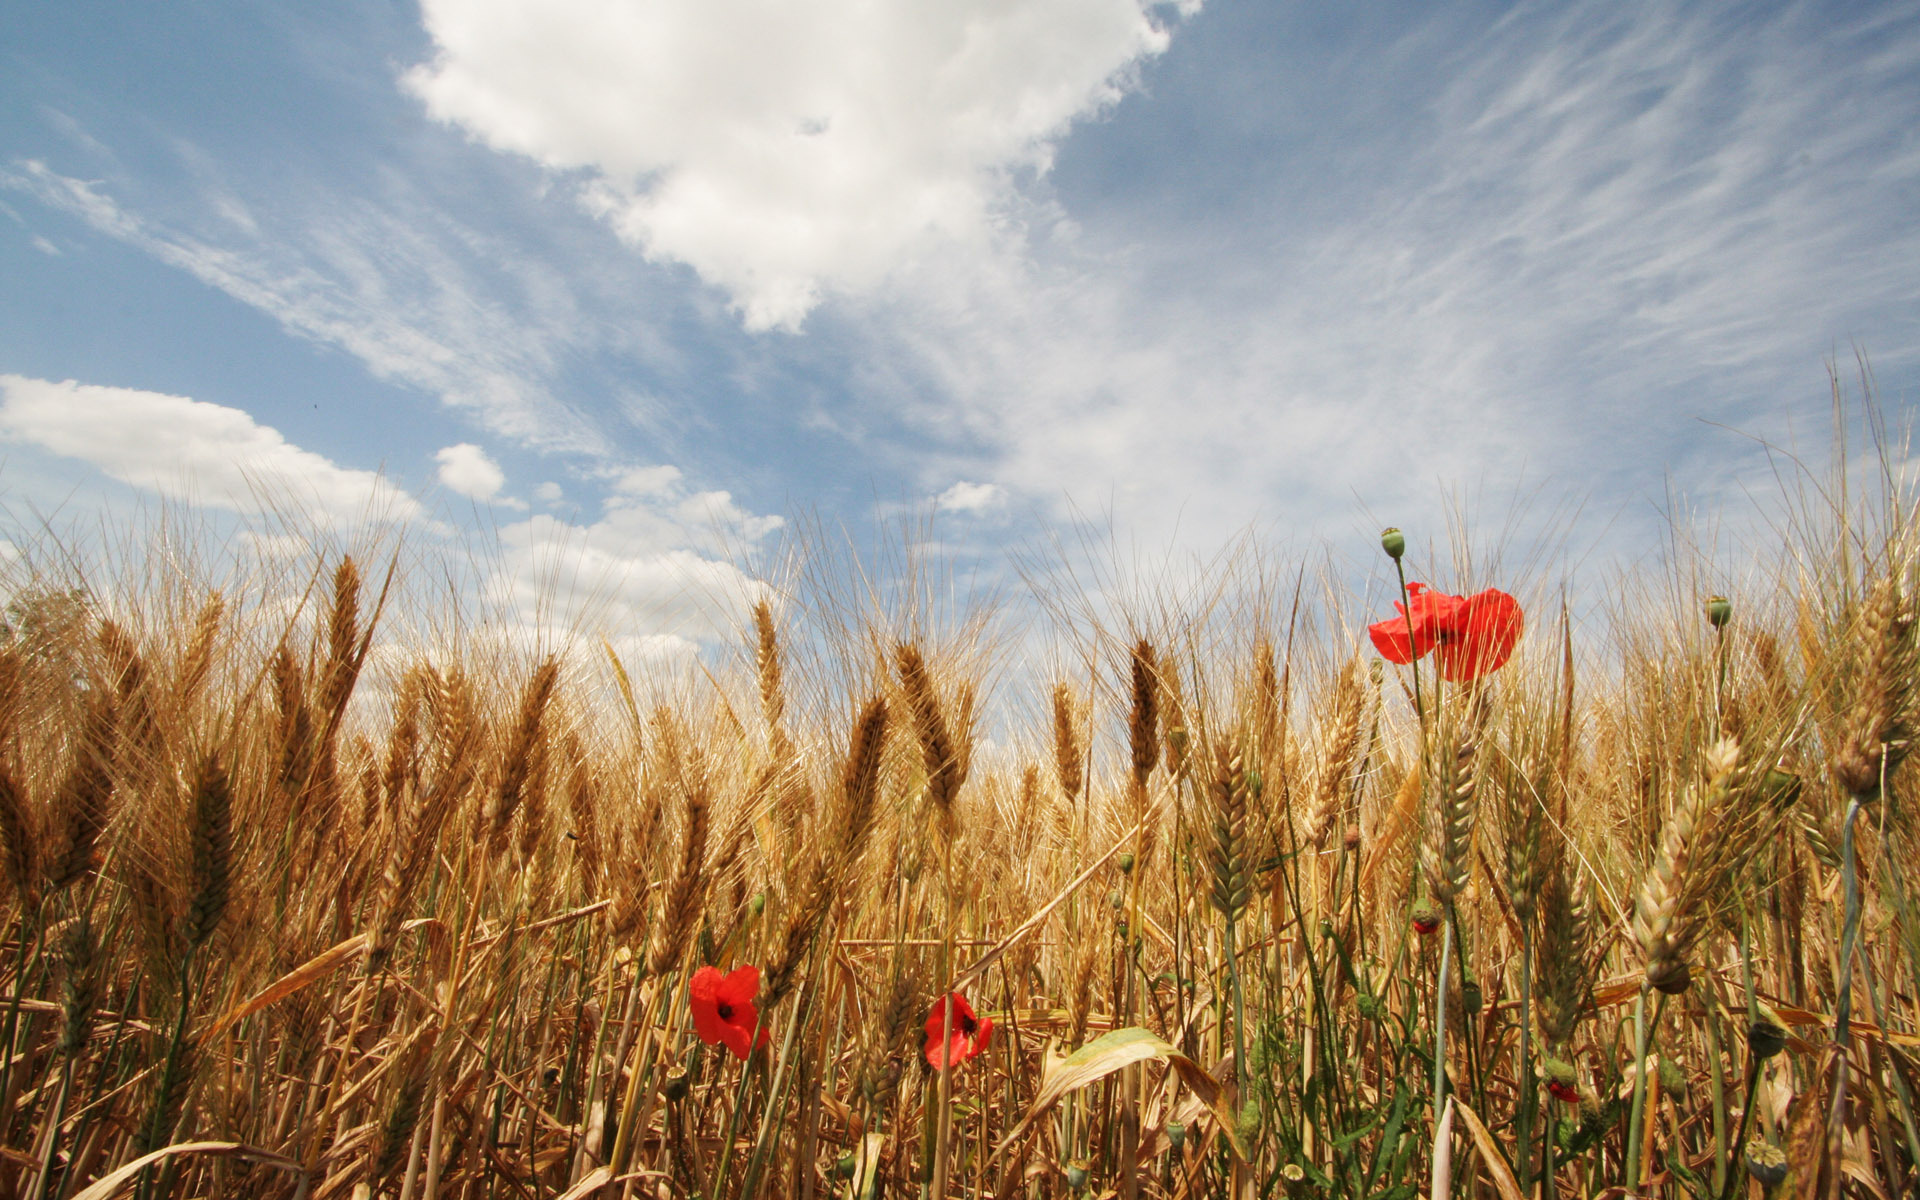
left=689, top=967, right=730, bottom=1048
left=717, top=964, right=760, bottom=1008
left=1435, top=589, right=1523, bottom=681
left=1368, top=615, right=1418, bottom=663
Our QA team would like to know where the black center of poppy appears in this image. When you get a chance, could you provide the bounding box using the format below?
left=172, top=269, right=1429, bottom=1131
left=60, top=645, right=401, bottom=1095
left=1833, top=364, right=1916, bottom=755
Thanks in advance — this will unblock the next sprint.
left=717, top=1002, right=734, bottom=1020
left=959, top=1014, right=976, bottom=1036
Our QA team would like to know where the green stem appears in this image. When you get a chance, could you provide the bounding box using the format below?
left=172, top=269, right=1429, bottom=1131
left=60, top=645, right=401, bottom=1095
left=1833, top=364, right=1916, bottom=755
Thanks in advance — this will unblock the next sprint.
left=1829, top=797, right=1864, bottom=1154
left=1624, top=982, right=1650, bottom=1196
left=1516, top=926, right=1535, bottom=1195
left=1433, top=917, right=1452, bottom=1118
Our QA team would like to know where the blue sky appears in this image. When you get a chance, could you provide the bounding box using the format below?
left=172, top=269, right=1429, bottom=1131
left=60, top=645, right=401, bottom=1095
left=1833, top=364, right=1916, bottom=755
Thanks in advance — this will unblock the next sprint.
left=3, top=0, right=1917, bottom=657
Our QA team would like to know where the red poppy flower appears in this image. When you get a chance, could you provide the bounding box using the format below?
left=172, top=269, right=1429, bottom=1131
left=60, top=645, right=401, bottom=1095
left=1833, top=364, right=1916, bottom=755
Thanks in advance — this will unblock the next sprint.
left=1546, top=1079, right=1580, bottom=1104
left=690, top=964, right=770, bottom=1060
left=1368, top=583, right=1523, bottom=681
left=923, top=991, right=993, bottom=1070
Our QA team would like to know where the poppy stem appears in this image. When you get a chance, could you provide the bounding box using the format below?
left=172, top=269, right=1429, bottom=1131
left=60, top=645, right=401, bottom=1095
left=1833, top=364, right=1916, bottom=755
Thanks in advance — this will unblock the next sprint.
left=1392, top=559, right=1427, bottom=733
left=930, top=836, right=958, bottom=1196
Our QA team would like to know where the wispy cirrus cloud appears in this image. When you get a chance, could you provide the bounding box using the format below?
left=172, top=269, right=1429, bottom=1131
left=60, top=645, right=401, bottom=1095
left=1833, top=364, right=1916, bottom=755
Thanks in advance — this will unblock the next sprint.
left=841, top=0, right=1920, bottom=557
left=0, top=157, right=607, bottom=454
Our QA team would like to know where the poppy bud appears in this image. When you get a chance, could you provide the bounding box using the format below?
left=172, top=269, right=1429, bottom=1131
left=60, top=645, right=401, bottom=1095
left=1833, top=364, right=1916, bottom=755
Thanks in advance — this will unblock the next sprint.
left=1381, top=527, right=1406, bottom=560
left=1541, top=1057, right=1578, bottom=1104
left=1705, top=595, right=1732, bottom=629
left=1744, top=1141, right=1787, bottom=1186
left=1410, top=897, right=1442, bottom=936
left=1460, top=980, right=1482, bottom=1015
left=1245, top=766, right=1263, bottom=798
left=834, top=1152, right=856, bottom=1179
left=1749, top=1014, right=1788, bottom=1061
left=1166, top=1119, right=1186, bottom=1150
left=749, top=891, right=766, bottom=917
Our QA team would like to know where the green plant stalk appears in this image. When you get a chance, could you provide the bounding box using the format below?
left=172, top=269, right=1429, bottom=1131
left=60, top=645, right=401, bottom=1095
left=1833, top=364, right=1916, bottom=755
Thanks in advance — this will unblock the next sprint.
left=1828, top=797, right=1865, bottom=1153
left=1717, top=1060, right=1763, bottom=1200
left=1515, top=925, right=1535, bottom=1196
left=737, top=998, right=807, bottom=1200
left=135, top=943, right=199, bottom=1200
left=1624, top=982, right=1650, bottom=1196
left=0, top=896, right=48, bottom=1123
left=930, top=834, right=958, bottom=1198
left=1432, top=918, right=1452, bottom=1119
left=1705, top=996, right=1727, bottom=1197
left=1392, top=558, right=1425, bottom=731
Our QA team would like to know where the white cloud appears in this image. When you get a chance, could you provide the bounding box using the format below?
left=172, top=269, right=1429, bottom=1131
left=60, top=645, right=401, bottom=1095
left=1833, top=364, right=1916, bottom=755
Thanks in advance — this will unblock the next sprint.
left=934, top=480, right=1005, bottom=514
left=534, top=481, right=564, bottom=504
left=485, top=470, right=786, bottom=647
left=845, top=0, right=1920, bottom=557
left=434, top=442, right=506, bottom=501
left=406, top=0, right=1191, bottom=330
left=0, top=374, right=422, bottom=525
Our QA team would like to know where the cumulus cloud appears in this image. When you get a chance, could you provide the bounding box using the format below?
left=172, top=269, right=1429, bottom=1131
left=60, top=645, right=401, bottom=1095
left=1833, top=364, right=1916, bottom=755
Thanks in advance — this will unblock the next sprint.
left=0, top=374, right=422, bottom=524
left=434, top=442, right=507, bottom=502
left=406, top=0, right=1193, bottom=331
left=934, top=480, right=1005, bottom=514
left=486, top=466, right=786, bottom=647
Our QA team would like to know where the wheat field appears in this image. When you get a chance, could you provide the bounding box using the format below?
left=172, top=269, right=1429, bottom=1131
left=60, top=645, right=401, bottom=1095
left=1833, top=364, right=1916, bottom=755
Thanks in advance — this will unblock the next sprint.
left=0, top=450, right=1915, bottom=1200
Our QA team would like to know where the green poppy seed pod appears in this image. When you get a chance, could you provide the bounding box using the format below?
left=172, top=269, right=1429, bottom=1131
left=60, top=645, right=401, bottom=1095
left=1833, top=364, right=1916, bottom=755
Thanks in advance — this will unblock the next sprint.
left=1166, top=1119, right=1186, bottom=1151
left=1282, top=1163, right=1306, bottom=1183
left=1108, top=888, right=1124, bottom=910
left=1115, top=919, right=1128, bottom=939
left=1245, top=766, right=1263, bottom=798
left=749, top=891, right=766, bottom=917
left=1319, top=918, right=1335, bottom=940
left=1064, top=1160, right=1091, bottom=1190
left=1118, top=851, right=1135, bottom=876
left=1749, top=1015, right=1788, bottom=1061
left=1460, top=979, right=1483, bottom=1015
left=1236, top=1101, right=1262, bottom=1148
left=1705, top=595, right=1732, bottom=629
left=1744, top=1141, right=1788, bottom=1186
left=834, top=1152, right=856, bottom=1179
left=1658, top=1056, right=1684, bottom=1095
left=663, top=1071, right=690, bottom=1102
left=1381, top=527, right=1406, bottom=560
